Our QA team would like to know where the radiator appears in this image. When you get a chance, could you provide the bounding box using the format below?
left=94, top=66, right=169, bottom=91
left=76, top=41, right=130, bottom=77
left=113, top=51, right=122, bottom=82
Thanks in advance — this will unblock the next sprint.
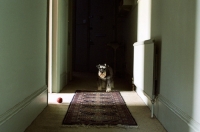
left=133, top=39, right=156, bottom=118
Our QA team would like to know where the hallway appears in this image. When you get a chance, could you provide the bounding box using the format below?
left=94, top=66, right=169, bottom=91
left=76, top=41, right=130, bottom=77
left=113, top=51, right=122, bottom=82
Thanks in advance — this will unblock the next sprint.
left=25, top=72, right=167, bottom=132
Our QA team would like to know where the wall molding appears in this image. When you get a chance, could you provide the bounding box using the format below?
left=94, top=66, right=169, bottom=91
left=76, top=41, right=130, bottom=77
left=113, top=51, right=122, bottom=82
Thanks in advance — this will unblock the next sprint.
left=158, top=94, right=200, bottom=132
left=0, top=85, right=47, bottom=126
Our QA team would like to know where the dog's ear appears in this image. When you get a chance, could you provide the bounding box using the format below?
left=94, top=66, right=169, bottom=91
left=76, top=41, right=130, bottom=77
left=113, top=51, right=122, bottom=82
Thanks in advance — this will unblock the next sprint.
left=96, top=64, right=100, bottom=69
left=104, top=63, right=109, bottom=68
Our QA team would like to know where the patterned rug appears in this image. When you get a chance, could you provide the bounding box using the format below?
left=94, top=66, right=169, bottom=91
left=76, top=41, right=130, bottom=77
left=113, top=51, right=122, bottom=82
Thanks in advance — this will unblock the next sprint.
left=62, top=90, right=138, bottom=128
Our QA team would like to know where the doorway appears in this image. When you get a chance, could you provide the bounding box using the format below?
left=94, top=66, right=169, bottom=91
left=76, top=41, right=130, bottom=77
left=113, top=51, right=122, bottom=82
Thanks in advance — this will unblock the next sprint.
left=73, top=0, right=118, bottom=73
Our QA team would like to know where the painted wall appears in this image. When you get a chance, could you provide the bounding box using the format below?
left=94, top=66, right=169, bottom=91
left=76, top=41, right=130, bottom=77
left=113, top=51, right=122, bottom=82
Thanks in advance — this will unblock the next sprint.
left=0, top=0, right=47, bottom=131
left=158, top=0, right=200, bottom=131
left=137, top=0, right=151, bottom=41
left=193, top=0, right=200, bottom=130
left=126, top=0, right=200, bottom=131
left=58, top=0, right=70, bottom=90
left=52, top=0, right=70, bottom=93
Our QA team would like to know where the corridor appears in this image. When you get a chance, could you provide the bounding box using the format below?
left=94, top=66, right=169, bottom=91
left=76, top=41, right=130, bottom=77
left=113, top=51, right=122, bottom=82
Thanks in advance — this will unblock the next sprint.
left=25, top=72, right=166, bottom=132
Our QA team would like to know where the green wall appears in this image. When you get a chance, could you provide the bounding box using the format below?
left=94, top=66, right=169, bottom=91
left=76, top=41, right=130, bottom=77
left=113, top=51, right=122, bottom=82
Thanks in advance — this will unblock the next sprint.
left=59, top=0, right=69, bottom=90
left=51, top=0, right=70, bottom=93
left=158, top=0, right=200, bottom=131
left=0, top=0, right=47, bottom=126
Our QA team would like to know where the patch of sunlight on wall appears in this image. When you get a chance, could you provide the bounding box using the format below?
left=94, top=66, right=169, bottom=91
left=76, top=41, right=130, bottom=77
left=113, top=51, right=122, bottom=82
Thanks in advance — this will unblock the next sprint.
left=134, top=45, right=145, bottom=90
left=48, top=0, right=53, bottom=93
left=192, top=27, right=200, bottom=132
left=135, top=0, right=152, bottom=90
left=137, top=0, right=152, bottom=41
left=192, top=1, right=200, bottom=132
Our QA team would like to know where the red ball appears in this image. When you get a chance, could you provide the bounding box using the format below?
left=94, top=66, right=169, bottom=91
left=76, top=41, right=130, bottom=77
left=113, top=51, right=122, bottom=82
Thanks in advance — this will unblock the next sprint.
left=57, top=97, right=63, bottom=103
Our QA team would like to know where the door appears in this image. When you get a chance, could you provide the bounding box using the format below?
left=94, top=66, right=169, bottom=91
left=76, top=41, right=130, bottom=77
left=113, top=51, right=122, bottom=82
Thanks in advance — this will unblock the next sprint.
left=89, top=0, right=116, bottom=72
left=74, top=0, right=89, bottom=71
left=74, top=0, right=116, bottom=72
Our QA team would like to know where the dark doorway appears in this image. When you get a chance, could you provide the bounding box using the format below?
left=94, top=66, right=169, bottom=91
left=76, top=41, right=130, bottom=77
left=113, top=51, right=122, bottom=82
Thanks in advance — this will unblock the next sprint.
left=73, top=0, right=118, bottom=73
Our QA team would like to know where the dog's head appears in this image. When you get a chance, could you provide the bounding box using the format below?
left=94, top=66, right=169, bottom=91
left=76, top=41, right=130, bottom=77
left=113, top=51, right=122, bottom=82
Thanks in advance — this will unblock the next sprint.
left=96, top=64, right=108, bottom=79
left=96, top=64, right=107, bottom=73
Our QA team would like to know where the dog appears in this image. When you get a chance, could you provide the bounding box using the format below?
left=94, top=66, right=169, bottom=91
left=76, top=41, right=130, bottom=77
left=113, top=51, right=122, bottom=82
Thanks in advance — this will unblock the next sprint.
left=96, top=64, right=114, bottom=92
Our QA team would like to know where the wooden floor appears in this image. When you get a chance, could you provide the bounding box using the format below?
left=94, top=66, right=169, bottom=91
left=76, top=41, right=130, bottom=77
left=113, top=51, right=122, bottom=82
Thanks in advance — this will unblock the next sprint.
left=25, top=72, right=167, bottom=132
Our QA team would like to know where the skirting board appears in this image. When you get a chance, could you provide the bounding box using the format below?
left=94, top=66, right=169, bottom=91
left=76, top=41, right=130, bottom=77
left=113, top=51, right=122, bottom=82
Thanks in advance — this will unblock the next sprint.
left=136, top=87, right=152, bottom=110
left=0, top=86, right=47, bottom=132
left=136, top=88, right=200, bottom=132
left=157, top=95, right=200, bottom=132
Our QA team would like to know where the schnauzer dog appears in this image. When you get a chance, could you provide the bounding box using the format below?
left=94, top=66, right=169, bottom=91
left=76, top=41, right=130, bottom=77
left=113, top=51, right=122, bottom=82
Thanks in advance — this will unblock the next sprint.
left=96, top=64, right=114, bottom=92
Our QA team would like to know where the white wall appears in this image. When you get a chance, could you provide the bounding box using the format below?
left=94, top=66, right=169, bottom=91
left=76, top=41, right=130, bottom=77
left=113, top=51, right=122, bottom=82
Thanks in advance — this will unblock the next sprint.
left=0, top=0, right=47, bottom=131
left=132, top=0, right=154, bottom=108
left=137, top=0, right=151, bottom=41
left=131, top=0, right=200, bottom=131
left=158, top=0, right=199, bottom=131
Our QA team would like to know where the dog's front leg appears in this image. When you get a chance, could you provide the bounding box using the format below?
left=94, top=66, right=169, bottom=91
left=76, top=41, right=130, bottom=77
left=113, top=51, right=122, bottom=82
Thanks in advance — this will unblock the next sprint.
left=106, top=79, right=111, bottom=92
left=97, top=79, right=102, bottom=90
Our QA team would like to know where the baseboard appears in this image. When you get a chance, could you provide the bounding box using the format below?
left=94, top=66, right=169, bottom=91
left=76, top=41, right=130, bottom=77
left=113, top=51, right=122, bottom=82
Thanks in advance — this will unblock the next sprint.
left=0, top=86, right=47, bottom=132
left=157, top=94, right=200, bottom=132
left=135, top=87, right=152, bottom=109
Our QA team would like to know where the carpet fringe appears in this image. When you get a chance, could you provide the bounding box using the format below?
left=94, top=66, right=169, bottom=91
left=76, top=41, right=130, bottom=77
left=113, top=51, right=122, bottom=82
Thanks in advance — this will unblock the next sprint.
left=61, top=124, right=138, bottom=129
